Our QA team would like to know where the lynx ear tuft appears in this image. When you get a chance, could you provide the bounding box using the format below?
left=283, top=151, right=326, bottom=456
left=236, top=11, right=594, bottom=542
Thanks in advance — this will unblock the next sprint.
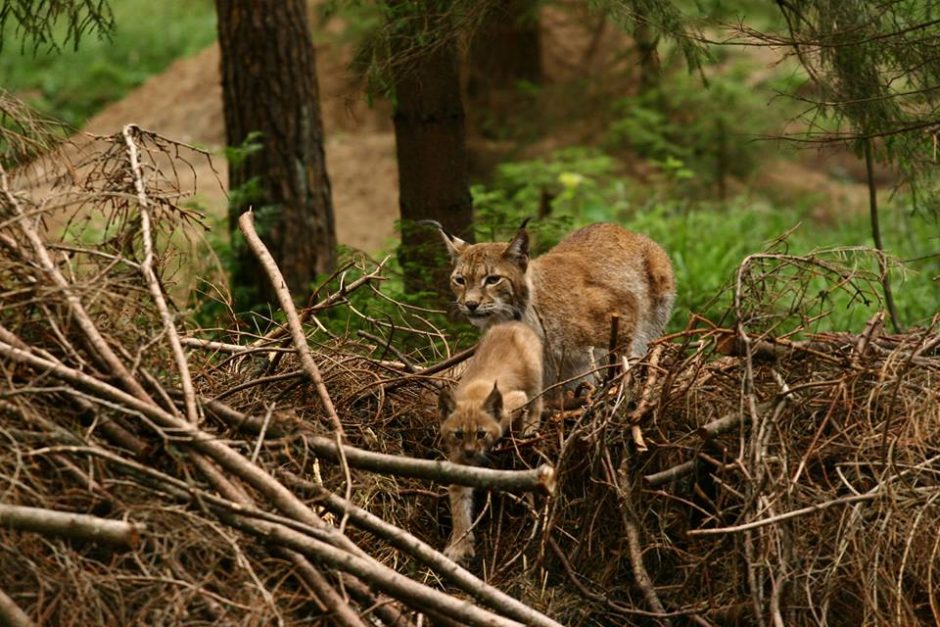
left=418, top=219, right=468, bottom=261
left=482, top=382, right=503, bottom=421
left=504, top=224, right=530, bottom=270
left=438, top=387, right=457, bottom=417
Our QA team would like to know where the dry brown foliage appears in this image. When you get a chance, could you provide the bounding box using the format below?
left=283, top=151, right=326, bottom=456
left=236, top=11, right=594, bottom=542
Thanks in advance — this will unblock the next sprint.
left=0, top=114, right=937, bottom=626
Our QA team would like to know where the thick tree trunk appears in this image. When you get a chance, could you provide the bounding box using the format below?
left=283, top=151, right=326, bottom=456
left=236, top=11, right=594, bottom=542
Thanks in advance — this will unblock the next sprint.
left=634, top=18, right=661, bottom=91
left=215, top=0, right=336, bottom=308
left=467, top=0, right=542, bottom=108
left=392, top=25, right=473, bottom=297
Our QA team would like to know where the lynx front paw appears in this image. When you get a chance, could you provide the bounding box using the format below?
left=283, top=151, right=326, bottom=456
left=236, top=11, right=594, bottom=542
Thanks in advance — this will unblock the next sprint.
left=574, top=380, right=595, bottom=399
left=444, top=535, right=475, bottom=563
left=518, top=420, right=540, bottom=438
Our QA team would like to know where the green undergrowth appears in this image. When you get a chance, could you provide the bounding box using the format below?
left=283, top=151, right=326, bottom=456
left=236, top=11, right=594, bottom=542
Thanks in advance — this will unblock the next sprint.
left=0, top=0, right=217, bottom=129
left=471, top=147, right=938, bottom=333
left=189, top=141, right=936, bottom=348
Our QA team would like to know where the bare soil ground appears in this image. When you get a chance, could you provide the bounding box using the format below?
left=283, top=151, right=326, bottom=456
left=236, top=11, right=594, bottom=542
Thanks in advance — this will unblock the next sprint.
left=81, top=39, right=398, bottom=253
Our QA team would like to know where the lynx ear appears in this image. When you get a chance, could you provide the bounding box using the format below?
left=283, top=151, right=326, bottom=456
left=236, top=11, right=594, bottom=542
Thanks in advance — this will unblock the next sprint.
left=504, top=222, right=530, bottom=270
left=482, top=382, right=503, bottom=421
left=438, top=387, right=457, bottom=418
left=419, top=219, right=468, bottom=261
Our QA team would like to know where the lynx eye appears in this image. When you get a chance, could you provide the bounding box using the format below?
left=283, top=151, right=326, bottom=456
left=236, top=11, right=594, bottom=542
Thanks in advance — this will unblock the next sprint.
left=483, top=275, right=502, bottom=286
left=452, top=275, right=466, bottom=286
left=476, top=429, right=487, bottom=440
left=452, top=429, right=464, bottom=440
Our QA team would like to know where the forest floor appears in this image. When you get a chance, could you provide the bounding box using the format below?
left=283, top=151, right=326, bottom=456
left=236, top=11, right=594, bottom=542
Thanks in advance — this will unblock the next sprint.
left=76, top=7, right=875, bottom=256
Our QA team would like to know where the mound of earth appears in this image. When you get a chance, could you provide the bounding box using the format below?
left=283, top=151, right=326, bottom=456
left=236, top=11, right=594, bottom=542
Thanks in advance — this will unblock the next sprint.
left=82, top=39, right=399, bottom=254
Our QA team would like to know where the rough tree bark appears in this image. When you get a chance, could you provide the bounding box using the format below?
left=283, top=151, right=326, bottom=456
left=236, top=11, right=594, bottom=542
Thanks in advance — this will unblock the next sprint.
left=633, top=14, right=661, bottom=91
left=466, top=0, right=542, bottom=136
left=391, top=7, right=473, bottom=297
left=215, top=0, right=336, bottom=308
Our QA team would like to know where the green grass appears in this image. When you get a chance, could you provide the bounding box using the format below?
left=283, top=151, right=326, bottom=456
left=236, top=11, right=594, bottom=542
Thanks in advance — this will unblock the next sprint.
left=468, top=147, right=939, bottom=335
left=0, top=0, right=217, bottom=128
left=629, top=200, right=938, bottom=333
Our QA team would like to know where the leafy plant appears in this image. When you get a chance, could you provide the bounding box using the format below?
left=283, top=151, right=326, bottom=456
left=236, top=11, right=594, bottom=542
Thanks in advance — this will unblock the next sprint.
left=607, top=60, right=799, bottom=196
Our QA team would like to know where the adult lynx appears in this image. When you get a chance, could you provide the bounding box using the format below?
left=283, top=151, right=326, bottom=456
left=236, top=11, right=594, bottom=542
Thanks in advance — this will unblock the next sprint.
left=430, top=221, right=675, bottom=384
left=439, top=321, right=543, bottom=562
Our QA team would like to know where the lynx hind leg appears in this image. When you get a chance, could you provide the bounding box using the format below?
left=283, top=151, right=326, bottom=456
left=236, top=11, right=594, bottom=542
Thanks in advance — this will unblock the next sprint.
left=445, top=484, right=475, bottom=563
left=633, top=290, right=676, bottom=357
left=652, top=290, right=677, bottom=337
left=642, top=244, right=677, bottom=347
left=605, top=314, right=646, bottom=359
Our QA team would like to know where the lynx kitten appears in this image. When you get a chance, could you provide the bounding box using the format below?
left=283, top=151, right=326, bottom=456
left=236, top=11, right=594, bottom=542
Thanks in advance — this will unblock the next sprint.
left=438, top=321, right=543, bottom=562
left=431, top=221, right=675, bottom=385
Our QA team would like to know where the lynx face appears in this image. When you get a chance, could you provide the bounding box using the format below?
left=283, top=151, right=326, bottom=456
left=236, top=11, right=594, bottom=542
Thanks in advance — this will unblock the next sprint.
left=439, top=386, right=504, bottom=465
left=447, top=241, right=530, bottom=329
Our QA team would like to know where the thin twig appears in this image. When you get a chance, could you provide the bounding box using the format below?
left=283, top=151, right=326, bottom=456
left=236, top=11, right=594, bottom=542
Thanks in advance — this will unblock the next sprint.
left=864, top=139, right=901, bottom=332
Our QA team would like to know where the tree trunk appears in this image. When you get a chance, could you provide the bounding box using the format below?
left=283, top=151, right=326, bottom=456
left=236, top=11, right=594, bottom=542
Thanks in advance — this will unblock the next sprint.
left=633, top=11, right=661, bottom=91
left=628, top=0, right=662, bottom=92
left=391, top=20, right=473, bottom=297
left=466, top=0, right=541, bottom=134
left=215, top=0, right=336, bottom=309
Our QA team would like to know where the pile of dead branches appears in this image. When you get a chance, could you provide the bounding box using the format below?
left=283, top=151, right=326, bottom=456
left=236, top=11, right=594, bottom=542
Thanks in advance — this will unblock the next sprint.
left=534, top=251, right=940, bottom=625
left=1, top=120, right=937, bottom=626
left=0, top=125, right=559, bottom=627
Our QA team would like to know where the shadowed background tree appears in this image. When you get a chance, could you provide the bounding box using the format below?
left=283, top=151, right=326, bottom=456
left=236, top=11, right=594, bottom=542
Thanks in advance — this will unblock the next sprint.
left=348, top=0, right=706, bottom=300
left=385, top=1, right=475, bottom=299
left=466, top=0, right=542, bottom=138
left=215, top=0, right=336, bottom=310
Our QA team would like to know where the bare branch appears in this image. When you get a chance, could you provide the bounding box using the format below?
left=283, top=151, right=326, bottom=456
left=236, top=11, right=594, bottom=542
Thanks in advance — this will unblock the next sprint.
left=244, top=519, right=526, bottom=627
left=304, top=434, right=556, bottom=494
left=305, top=478, right=563, bottom=627
left=0, top=503, right=144, bottom=549
left=0, top=588, right=34, bottom=627
left=122, top=125, right=199, bottom=424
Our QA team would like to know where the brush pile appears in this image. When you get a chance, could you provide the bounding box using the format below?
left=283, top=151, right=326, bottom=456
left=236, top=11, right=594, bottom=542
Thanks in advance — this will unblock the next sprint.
left=0, top=119, right=937, bottom=626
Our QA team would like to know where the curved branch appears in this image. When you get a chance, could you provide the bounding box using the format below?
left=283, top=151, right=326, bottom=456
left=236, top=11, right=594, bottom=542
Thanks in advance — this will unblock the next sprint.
left=236, top=210, right=345, bottom=437
left=252, top=521, right=525, bottom=627
left=310, top=483, right=563, bottom=627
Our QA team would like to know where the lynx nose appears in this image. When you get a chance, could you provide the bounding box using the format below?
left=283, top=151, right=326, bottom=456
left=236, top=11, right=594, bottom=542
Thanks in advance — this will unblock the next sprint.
left=465, top=301, right=479, bottom=312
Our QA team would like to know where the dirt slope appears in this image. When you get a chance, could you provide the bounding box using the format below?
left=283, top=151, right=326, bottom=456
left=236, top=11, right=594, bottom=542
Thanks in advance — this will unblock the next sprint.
left=82, top=41, right=399, bottom=253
